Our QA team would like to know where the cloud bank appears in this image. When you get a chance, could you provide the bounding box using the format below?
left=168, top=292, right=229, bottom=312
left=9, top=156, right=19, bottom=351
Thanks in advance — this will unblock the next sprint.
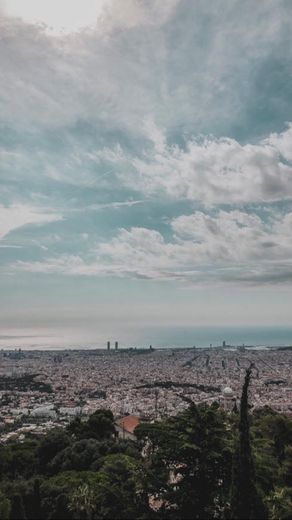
left=15, top=209, right=292, bottom=286
left=1, top=0, right=292, bottom=291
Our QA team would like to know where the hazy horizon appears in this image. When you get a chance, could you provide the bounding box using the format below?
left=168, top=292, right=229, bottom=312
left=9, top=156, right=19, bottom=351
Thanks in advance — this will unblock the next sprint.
left=1, top=324, right=292, bottom=350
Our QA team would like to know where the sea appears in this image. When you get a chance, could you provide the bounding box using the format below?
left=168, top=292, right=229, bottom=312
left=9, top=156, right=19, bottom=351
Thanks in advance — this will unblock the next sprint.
left=0, top=325, right=292, bottom=350
left=147, top=325, right=292, bottom=349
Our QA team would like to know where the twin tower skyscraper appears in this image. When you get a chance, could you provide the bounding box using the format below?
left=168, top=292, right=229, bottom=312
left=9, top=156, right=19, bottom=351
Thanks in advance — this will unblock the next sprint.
left=107, top=341, right=118, bottom=351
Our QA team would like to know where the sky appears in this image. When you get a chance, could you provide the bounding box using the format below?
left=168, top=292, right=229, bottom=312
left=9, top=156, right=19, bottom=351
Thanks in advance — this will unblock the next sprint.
left=1, top=0, right=292, bottom=347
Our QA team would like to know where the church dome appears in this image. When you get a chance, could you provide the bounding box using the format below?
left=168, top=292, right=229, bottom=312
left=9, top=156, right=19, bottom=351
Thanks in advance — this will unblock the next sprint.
left=223, top=386, right=233, bottom=397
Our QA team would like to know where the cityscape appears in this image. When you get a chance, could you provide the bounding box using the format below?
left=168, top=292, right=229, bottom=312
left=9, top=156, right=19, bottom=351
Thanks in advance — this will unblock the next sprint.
left=1, top=342, right=291, bottom=444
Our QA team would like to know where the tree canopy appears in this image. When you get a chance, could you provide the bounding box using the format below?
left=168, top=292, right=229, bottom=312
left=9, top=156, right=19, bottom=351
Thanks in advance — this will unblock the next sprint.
left=0, top=399, right=291, bottom=519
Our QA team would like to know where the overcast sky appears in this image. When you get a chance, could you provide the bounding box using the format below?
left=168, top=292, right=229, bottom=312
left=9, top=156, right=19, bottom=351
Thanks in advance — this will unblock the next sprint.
left=1, top=0, right=292, bottom=345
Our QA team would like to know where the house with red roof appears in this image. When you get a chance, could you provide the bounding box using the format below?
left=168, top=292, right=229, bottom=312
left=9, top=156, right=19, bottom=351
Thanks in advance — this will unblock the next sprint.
left=115, top=415, right=140, bottom=440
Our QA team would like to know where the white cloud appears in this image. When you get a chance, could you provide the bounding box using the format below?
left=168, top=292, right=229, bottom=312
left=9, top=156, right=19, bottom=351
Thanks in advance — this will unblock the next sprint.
left=86, top=200, right=144, bottom=211
left=3, top=0, right=107, bottom=34
left=111, top=123, right=292, bottom=205
left=13, top=209, right=292, bottom=285
left=1, top=0, right=291, bottom=137
left=0, top=204, right=62, bottom=240
left=99, top=0, right=180, bottom=33
left=2, top=0, right=179, bottom=35
left=0, top=0, right=180, bottom=132
left=265, top=123, right=292, bottom=162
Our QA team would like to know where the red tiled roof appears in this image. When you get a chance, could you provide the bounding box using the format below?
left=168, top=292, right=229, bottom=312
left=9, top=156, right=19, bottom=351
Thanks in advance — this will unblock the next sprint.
left=116, top=415, right=140, bottom=434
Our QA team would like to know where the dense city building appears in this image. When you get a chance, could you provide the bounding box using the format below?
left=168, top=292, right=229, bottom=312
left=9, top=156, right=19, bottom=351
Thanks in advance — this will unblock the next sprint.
left=0, top=346, right=291, bottom=443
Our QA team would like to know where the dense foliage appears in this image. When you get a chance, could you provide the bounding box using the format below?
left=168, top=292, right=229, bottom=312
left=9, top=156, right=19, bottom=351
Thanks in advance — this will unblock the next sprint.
left=0, top=374, right=52, bottom=393
left=0, top=381, right=292, bottom=519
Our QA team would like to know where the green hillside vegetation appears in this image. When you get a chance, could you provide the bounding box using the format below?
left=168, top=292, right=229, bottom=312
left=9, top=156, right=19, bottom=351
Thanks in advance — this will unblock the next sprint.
left=0, top=372, right=292, bottom=519
left=0, top=374, right=53, bottom=393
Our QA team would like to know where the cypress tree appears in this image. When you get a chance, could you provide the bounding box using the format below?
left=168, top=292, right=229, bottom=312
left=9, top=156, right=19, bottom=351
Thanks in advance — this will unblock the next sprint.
left=31, top=478, right=42, bottom=519
left=230, top=366, right=266, bottom=519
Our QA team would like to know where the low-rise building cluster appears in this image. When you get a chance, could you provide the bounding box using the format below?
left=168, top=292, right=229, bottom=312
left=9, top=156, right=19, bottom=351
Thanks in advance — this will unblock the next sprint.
left=0, top=346, right=291, bottom=442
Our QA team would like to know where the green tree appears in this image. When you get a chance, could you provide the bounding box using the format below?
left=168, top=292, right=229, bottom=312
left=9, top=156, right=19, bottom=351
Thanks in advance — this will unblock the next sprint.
left=40, top=471, right=99, bottom=520
left=31, top=478, right=42, bottom=519
left=86, top=409, right=115, bottom=440
left=67, top=410, right=115, bottom=441
left=10, top=494, right=26, bottom=520
left=0, top=490, right=11, bottom=520
left=38, top=430, right=70, bottom=473
left=68, top=484, right=95, bottom=520
left=251, top=407, right=292, bottom=495
left=0, top=440, right=38, bottom=480
left=137, top=402, right=231, bottom=519
left=265, top=487, right=292, bottom=520
left=230, top=367, right=267, bottom=519
left=94, top=453, right=149, bottom=519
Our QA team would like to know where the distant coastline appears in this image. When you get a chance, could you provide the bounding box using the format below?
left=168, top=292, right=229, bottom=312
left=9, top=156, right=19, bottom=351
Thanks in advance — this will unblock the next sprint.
left=0, top=325, right=292, bottom=351
left=1, top=344, right=292, bottom=353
